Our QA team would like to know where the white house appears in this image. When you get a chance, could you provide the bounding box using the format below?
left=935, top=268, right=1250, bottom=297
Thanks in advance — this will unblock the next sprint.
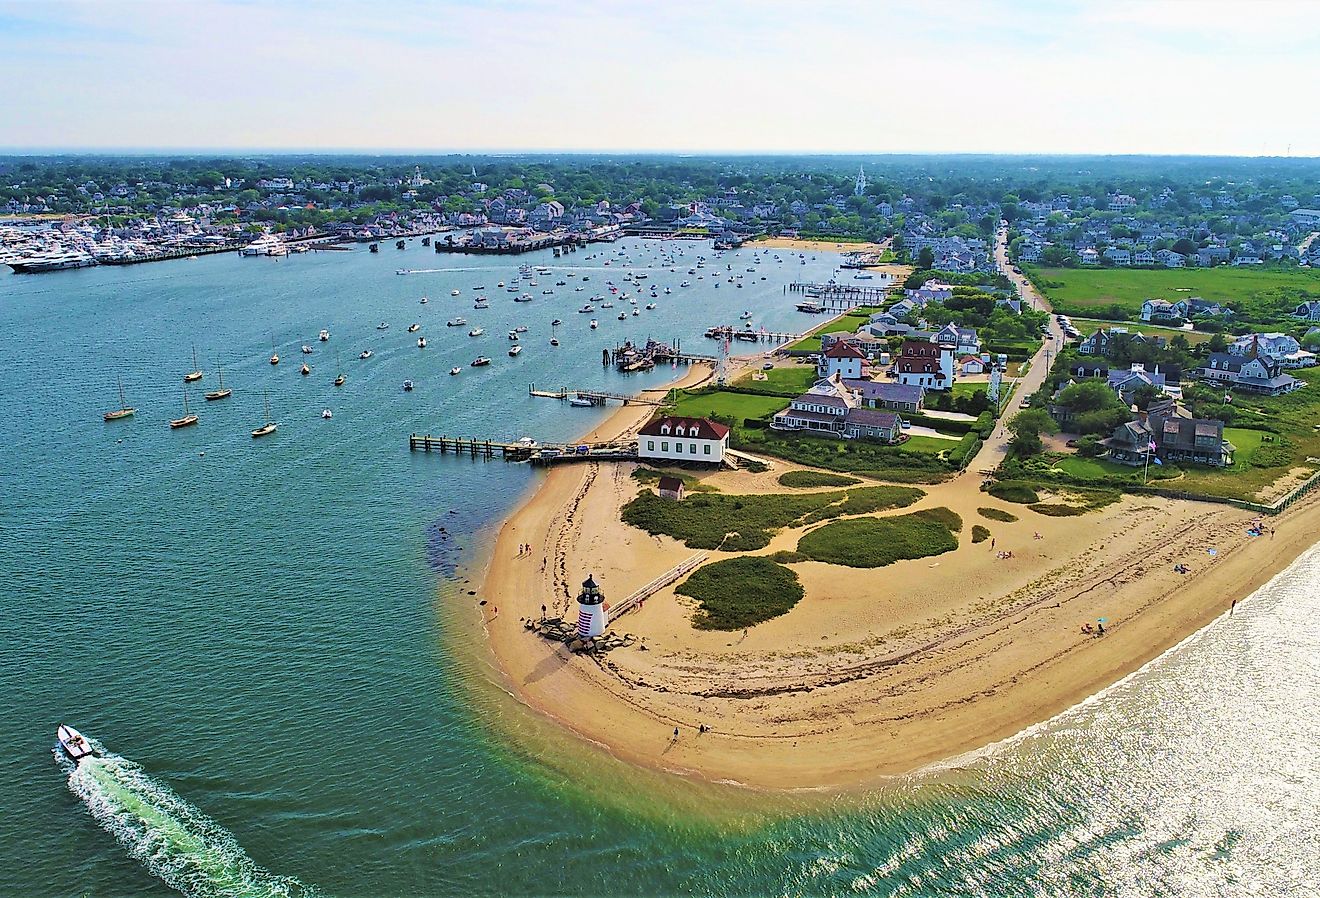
left=895, top=340, right=954, bottom=391
left=637, top=416, right=729, bottom=465
left=818, top=341, right=866, bottom=380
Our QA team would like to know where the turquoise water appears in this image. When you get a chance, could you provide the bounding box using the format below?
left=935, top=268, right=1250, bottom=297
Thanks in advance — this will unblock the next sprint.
left=2, top=240, right=1316, bottom=897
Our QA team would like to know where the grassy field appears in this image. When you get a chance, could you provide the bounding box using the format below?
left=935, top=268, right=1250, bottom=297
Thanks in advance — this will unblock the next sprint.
left=621, top=485, right=923, bottom=550
left=796, top=508, right=961, bottom=568
left=731, top=365, right=818, bottom=396
left=777, top=470, right=861, bottom=488
left=1070, top=317, right=1215, bottom=345
left=735, top=429, right=963, bottom=482
left=1028, top=266, right=1320, bottom=320
left=668, top=390, right=790, bottom=423
left=676, top=557, right=804, bottom=630
left=785, top=310, right=877, bottom=353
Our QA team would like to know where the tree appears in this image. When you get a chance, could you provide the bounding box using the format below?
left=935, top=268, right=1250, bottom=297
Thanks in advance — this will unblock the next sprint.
left=917, top=246, right=935, bottom=270
left=1206, top=332, right=1229, bottom=353
left=1007, top=409, right=1058, bottom=457
left=1172, top=237, right=1197, bottom=255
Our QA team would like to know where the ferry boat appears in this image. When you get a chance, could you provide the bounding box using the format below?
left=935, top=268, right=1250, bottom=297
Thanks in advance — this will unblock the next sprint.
left=239, top=233, right=288, bottom=257
left=359, top=350, right=373, bottom=360
left=447, top=317, right=466, bottom=327
left=408, top=323, right=421, bottom=332
left=471, top=356, right=491, bottom=367
left=319, top=329, right=330, bottom=342
left=508, top=345, right=522, bottom=357
left=468, top=327, right=484, bottom=337
left=56, top=724, right=96, bottom=764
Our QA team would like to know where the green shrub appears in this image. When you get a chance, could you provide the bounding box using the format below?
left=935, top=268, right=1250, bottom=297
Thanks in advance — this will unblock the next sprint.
left=971, top=524, right=991, bottom=543
left=621, top=485, right=923, bottom=550
left=1028, top=503, right=1086, bottom=516
left=912, top=506, right=963, bottom=532
left=777, top=470, right=862, bottom=488
left=796, top=510, right=960, bottom=568
left=977, top=506, right=1019, bottom=523
left=767, top=550, right=808, bottom=563
left=987, top=481, right=1040, bottom=504
left=676, top=557, right=805, bottom=630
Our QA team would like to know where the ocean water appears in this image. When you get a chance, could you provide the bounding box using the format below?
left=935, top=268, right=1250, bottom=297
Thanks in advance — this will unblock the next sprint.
left=1, top=239, right=1315, bottom=897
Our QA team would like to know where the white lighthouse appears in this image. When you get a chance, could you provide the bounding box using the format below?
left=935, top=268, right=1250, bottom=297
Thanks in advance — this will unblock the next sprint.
left=575, top=573, right=608, bottom=640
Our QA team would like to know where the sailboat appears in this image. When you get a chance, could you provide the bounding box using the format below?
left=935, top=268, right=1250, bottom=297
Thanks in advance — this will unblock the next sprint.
left=334, top=352, right=345, bottom=387
left=251, top=391, right=277, bottom=438
left=183, top=345, right=203, bottom=383
left=103, top=375, right=136, bottom=421
left=169, top=388, right=199, bottom=429
left=549, top=321, right=560, bottom=347
left=204, top=359, right=232, bottom=400
left=270, top=339, right=280, bottom=365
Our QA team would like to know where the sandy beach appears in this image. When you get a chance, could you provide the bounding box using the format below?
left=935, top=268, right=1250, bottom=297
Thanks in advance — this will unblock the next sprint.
left=472, top=360, right=1320, bottom=791
left=751, top=236, right=888, bottom=254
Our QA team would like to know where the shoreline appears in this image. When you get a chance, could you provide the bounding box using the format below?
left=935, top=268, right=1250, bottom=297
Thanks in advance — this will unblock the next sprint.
left=471, top=361, right=1320, bottom=792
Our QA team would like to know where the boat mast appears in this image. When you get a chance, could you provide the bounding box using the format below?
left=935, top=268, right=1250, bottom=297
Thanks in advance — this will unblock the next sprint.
left=117, top=374, right=127, bottom=409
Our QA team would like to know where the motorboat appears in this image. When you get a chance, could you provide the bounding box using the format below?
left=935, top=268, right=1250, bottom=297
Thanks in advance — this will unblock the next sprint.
left=508, top=331, right=519, bottom=341
left=450, top=366, right=462, bottom=376
left=471, top=356, right=491, bottom=367
left=474, top=300, right=489, bottom=309
left=740, top=310, right=753, bottom=319
left=632, top=309, right=639, bottom=316
left=417, top=337, right=427, bottom=348
left=468, top=327, right=484, bottom=337
left=569, top=396, right=595, bottom=407
left=403, top=380, right=414, bottom=392
left=302, top=344, right=313, bottom=354
left=270, top=352, right=280, bottom=365
left=601, top=301, right=615, bottom=309
left=645, top=302, right=656, bottom=310
left=56, top=724, right=96, bottom=764
left=515, top=293, right=533, bottom=302
left=300, top=362, right=311, bottom=376
left=514, top=325, right=528, bottom=333
left=508, top=345, right=522, bottom=356
left=447, top=318, right=466, bottom=327
left=542, top=289, right=554, bottom=295
left=450, top=289, right=461, bottom=296
left=377, top=322, right=390, bottom=330
left=359, top=350, right=373, bottom=360
left=420, top=296, right=429, bottom=304
left=617, top=313, right=626, bottom=320
left=551, top=318, right=562, bottom=326
left=590, top=319, right=598, bottom=329
left=319, top=329, right=330, bottom=341
left=408, top=323, right=421, bottom=332
left=578, top=304, right=594, bottom=313
left=321, top=409, right=333, bottom=419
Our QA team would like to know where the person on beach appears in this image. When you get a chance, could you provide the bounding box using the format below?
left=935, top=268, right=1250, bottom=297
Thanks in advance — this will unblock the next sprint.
left=672, top=727, right=679, bottom=742
left=991, top=538, right=996, bottom=550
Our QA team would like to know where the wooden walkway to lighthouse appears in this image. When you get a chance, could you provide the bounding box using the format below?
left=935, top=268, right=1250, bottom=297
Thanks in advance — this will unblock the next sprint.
left=610, top=553, right=708, bottom=618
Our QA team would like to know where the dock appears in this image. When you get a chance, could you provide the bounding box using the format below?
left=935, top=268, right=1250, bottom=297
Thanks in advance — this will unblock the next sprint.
left=704, top=325, right=802, bottom=343
left=787, top=281, right=891, bottom=309
left=527, top=384, right=663, bottom=406
left=409, top=432, right=639, bottom=464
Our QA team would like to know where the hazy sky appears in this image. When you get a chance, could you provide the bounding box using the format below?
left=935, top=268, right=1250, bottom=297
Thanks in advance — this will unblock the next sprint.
left=3, top=0, right=1318, bottom=155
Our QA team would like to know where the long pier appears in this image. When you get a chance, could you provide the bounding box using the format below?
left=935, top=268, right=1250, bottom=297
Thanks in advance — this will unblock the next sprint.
left=527, top=384, right=663, bottom=406
left=787, top=281, right=891, bottom=309
left=704, top=325, right=803, bottom=343
left=408, top=432, right=639, bottom=464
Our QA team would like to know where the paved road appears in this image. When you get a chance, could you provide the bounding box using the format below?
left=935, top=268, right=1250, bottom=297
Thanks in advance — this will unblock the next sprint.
left=962, top=225, right=1066, bottom=473
left=1299, top=230, right=1320, bottom=258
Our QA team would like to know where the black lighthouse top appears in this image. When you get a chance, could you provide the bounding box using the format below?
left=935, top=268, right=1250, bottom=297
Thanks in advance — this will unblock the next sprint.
left=578, top=574, right=605, bottom=606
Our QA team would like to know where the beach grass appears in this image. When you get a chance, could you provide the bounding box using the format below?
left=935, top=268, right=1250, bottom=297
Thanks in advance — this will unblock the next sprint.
left=971, top=524, right=991, bottom=543
left=796, top=509, right=961, bottom=568
left=777, top=470, right=862, bottom=488
left=977, top=506, right=1019, bottom=522
left=621, top=484, right=923, bottom=551
left=987, top=481, right=1040, bottom=504
left=676, top=557, right=805, bottom=630
left=631, top=467, right=720, bottom=493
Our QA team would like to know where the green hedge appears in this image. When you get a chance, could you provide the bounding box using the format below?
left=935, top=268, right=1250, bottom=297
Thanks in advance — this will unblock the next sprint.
left=676, top=557, right=805, bottom=630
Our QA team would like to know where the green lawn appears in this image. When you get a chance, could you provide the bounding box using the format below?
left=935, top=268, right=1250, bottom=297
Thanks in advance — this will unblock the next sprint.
left=951, top=382, right=991, bottom=399
left=900, top=434, right=963, bottom=453
left=1052, top=455, right=1152, bottom=479
left=1070, top=317, right=1214, bottom=345
left=732, top=365, right=818, bottom=396
left=785, top=310, right=875, bottom=353
left=1028, top=266, right=1320, bottom=321
left=669, top=390, right=790, bottom=423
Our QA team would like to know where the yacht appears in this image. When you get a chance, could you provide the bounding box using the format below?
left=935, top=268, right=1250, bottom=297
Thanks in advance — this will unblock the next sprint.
left=645, top=302, right=656, bottom=310
left=251, top=391, right=278, bottom=438
left=450, top=289, right=461, bottom=296
left=474, top=299, right=489, bottom=309
left=516, top=293, right=534, bottom=302
left=578, top=304, right=594, bottom=313
left=408, top=323, right=421, bottom=332
left=471, top=356, right=491, bottom=367
left=359, top=349, right=373, bottom=360
left=103, top=376, right=135, bottom=422
left=169, top=390, right=199, bottom=429
left=601, top=301, right=614, bottom=309
left=468, top=327, right=484, bottom=337
left=7, top=249, right=97, bottom=273
left=508, top=345, right=522, bottom=356
left=239, top=233, right=288, bottom=257
left=447, top=317, right=466, bottom=327
left=183, top=345, right=203, bottom=383
left=300, top=362, right=311, bottom=376
left=569, top=396, right=595, bottom=407
left=56, top=724, right=96, bottom=764
left=321, top=408, right=333, bottom=419
left=319, top=329, right=330, bottom=342
left=590, top=319, right=598, bottom=329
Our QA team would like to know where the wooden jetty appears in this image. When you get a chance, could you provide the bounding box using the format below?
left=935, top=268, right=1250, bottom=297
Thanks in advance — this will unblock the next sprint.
left=409, top=432, right=639, bottom=464
left=527, top=384, right=662, bottom=406
left=787, top=281, right=890, bottom=310
left=704, top=325, right=802, bottom=343
left=609, top=553, right=709, bottom=618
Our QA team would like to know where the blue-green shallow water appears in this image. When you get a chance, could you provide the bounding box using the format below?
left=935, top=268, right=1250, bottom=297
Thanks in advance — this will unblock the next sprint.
left=2, top=239, right=1316, bottom=897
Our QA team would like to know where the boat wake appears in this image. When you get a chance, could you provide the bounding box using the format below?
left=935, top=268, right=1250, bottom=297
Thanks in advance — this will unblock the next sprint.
left=59, top=740, right=316, bottom=898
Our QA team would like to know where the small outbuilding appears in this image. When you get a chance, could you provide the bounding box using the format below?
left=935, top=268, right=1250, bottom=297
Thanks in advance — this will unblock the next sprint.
left=657, top=476, right=686, bottom=501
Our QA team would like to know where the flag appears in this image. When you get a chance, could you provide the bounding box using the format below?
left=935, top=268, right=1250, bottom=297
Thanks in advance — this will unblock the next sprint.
left=1152, top=457, right=1163, bottom=465
left=1148, top=440, right=1157, bottom=452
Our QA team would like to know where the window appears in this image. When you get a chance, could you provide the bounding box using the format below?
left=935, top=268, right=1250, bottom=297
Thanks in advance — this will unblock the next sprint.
left=647, top=441, right=654, bottom=451
left=703, top=444, right=711, bottom=455
left=689, top=443, right=696, bottom=454
left=661, top=441, right=668, bottom=451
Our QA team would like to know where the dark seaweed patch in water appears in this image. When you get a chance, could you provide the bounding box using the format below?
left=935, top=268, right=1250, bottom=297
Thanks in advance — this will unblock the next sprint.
left=425, top=509, right=471, bottom=577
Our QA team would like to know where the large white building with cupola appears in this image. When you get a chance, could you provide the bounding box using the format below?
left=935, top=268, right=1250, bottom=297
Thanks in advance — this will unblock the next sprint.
left=637, top=416, right=730, bottom=465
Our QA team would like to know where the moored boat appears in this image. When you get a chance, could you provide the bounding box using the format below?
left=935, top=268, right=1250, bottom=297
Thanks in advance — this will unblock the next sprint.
left=169, top=389, right=199, bottom=429
left=319, top=329, right=330, bottom=342
left=471, top=356, right=491, bottom=367
left=183, top=345, right=203, bottom=383
left=103, top=375, right=136, bottom=421
left=204, top=361, right=232, bottom=401
left=508, top=345, right=522, bottom=356
left=359, top=349, right=372, bottom=360
left=251, top=390, right=277, bottom=438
